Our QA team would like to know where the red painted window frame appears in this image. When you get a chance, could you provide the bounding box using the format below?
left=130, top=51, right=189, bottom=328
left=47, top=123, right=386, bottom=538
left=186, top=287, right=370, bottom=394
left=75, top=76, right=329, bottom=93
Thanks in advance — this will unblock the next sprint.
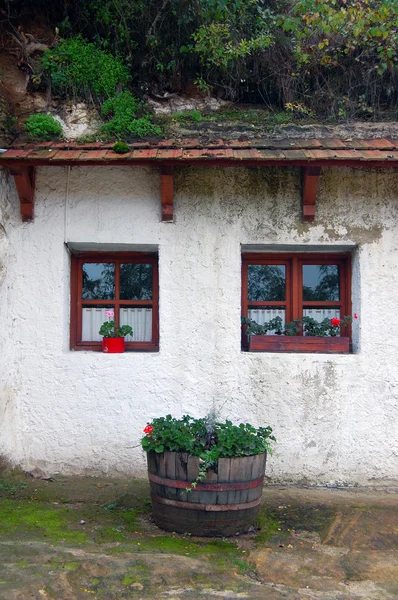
left=70, top=252, right=159, bottom=352
left=241, top=252, right=352, bottom=350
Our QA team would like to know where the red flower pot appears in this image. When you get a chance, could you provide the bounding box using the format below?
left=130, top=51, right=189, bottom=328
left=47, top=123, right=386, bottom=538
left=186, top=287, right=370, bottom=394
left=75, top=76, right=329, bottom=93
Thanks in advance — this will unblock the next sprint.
left=101, top=337, right=125, bottom=353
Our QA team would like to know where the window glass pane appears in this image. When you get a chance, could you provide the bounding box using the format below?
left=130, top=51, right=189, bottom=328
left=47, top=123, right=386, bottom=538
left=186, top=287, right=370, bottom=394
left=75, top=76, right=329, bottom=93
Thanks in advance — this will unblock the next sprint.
left=120, top=264, right=153, bottom=300
left=82, top=305, right=114, bottom=341
left=248, top=265, right=286, bottom=301
left=120, top=307, right=152, bottom=342
left=82, top=263, right=115, bottom=299
left=302, top=265, right=340, bottom=301
left=248, top=307, right=286, bottom=335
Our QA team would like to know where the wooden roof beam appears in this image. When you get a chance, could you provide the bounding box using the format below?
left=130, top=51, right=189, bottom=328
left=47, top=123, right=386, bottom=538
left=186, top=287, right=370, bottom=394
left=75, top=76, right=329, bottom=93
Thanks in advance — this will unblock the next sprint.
left=302, top=166, right=321, bottom=222
left=160, top=166, right=174, bottom=222
left=10, top=166, right=35, bottom=222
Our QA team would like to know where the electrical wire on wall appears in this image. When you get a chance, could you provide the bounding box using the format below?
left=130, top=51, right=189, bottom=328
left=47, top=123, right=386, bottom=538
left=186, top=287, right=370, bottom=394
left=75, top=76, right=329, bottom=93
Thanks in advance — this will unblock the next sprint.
left=64, top=166, right=71, bottom=248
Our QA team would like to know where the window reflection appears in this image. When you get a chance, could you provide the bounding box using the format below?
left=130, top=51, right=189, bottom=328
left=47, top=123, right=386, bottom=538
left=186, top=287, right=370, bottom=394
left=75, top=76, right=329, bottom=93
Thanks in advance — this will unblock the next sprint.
left=120, top=264, right=153, bottom=300
left=302, top=265, right=340, bottom=301
left=248, top=265, right=286, bottom=301
left=82, top=263, right=115, bottom=299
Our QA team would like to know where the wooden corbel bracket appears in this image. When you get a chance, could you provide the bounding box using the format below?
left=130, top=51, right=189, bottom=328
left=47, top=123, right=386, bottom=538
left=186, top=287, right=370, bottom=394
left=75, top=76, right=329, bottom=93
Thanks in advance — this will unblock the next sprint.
left=9, top=166, right=35, bottom=222
left=302, top=166, right=321, bottom=222
left=160, top=166, right=174, bottom=222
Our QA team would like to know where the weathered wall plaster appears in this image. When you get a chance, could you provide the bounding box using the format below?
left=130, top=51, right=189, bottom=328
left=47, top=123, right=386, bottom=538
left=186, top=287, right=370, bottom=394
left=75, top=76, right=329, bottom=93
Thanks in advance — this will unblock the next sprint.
left=0, top=164, right=397, bottom=485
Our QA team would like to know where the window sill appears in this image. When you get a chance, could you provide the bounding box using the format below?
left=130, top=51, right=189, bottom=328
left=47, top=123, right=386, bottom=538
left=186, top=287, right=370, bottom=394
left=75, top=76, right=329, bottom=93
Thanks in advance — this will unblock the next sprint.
left=71, top=342, right=159, bottom=352
left=248, top=335, right=350, bottom=354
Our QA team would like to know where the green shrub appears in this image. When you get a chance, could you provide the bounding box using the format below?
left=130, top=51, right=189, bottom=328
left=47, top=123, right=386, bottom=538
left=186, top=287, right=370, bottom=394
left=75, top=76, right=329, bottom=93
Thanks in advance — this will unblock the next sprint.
left=41, top=36, right=130, bottom=102
left=24, top=114, right=63, bottom=140
left=100, top=91, right=162, bottom=139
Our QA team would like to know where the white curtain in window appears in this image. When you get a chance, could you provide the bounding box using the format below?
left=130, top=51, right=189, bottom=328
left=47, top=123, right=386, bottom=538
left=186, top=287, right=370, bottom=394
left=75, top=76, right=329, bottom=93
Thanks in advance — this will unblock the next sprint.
left=120, top=308, right=152, bottom=342
left=82, top=307, right=108, bottom=341
left=248, top=308, right=286, bottom=335
left=303, top=308, right=340, bottom=321
left=82, top=307, right=152, bottom=342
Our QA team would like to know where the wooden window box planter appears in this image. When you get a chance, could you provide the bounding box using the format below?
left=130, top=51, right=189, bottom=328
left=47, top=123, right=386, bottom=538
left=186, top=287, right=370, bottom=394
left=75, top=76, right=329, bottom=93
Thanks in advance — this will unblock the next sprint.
left=249, top=335, right=350, bottom=354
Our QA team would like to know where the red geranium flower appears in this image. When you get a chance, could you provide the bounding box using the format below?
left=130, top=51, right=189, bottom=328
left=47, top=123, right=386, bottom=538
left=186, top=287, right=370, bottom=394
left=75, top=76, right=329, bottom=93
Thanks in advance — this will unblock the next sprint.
left=354, top=313, right=358, bottom=319
left=331, top=318, right=341, bottom=327
left=144, top=425, right=154, bottom=435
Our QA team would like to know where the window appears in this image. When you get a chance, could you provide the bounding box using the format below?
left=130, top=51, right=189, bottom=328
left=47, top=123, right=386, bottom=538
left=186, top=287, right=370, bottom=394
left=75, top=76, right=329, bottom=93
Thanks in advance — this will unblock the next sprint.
left=70, top=252, right=159, bottom=351
left=242, top=253, right=351, bottom=349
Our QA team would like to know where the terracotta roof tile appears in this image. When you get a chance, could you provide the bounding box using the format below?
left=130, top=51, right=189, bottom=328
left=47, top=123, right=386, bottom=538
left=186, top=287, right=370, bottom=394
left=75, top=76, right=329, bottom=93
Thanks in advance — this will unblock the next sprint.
left=51, top=150, right=83, bottom=161
left=358, top=150, right=386, bottom=160
left=131, top=148, right=158, bottom=159
left=290, top=139, right=323, bottom=149
left=260, top=139, right=296, bottom=149
left=282, top=149, right=313, bottom=160
left=78, top=150, right=110, bottom=161
left=206, top=138, right=225, bottom=148
left=76, top=142, right=104, bottom=149
left=328, top=149, right=362, bottom=160
left=232, top=149, right=259, bottom=160
left=317, top=139, right=348, bottom=149
left=176, top=138, right=201, bottom=148
left=130, top=141, right=150, bottom=148
left=1, top=137, right=398, bottom=166
left=1, top=148, right=30, bottom=158
left=181, top=149, right=209, bottom=159
left=156, top=148, right=183, bottom=159
left=156, top=139, right=178, bottom=148
left=25, top=148, right=56, bottom=159
left=340, top=139, right=371, bottom=149
left=362, top=138, right=395, bottom=149
left=257, top=149, right=286, bottom=160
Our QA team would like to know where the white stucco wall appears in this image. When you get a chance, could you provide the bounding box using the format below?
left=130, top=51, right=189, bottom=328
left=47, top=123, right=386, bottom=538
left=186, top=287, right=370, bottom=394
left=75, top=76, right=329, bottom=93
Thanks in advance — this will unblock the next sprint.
left=0, top=164, right=397, bottom=485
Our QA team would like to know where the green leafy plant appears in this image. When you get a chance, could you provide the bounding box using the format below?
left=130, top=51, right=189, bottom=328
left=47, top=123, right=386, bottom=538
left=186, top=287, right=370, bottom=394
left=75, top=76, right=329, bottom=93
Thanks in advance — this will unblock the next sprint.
left=24, top=114, right=62, bottom=140
left=100, top=91, right=162, bottom=139
left=99, top=310, right=133, bottom=338
left=41, top=36, right=130, bottom=102
left=99, top=321, right=133, bottom=338
left=242, top=314, right=357, bottom=338
left=141, top=414, right=275, bottom=489
left=112, top=141, right=130, bottom=154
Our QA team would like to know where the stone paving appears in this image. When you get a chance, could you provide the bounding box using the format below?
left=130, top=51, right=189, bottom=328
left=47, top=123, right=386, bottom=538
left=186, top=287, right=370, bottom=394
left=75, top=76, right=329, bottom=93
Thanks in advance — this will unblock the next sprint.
left=0, top=474, right=397, bottom=599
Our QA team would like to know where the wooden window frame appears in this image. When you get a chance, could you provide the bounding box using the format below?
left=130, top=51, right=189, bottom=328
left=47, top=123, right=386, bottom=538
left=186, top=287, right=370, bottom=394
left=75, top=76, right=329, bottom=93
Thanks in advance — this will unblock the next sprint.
left=242, top=252, right=352, bottom=350
left=70, top=252, right=159, bottom=352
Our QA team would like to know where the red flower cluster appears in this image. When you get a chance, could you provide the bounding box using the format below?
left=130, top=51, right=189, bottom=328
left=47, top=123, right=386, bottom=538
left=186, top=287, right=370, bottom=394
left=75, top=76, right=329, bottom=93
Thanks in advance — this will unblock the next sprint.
left=331, top=318, right=341, bottom=327
left=143, top=425, right=154, bottom=435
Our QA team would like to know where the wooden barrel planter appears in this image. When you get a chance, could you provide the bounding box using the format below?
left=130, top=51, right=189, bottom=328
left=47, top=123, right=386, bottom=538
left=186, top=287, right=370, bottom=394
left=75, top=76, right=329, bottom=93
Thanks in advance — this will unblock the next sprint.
left=147, top=450, right=267, bottom=537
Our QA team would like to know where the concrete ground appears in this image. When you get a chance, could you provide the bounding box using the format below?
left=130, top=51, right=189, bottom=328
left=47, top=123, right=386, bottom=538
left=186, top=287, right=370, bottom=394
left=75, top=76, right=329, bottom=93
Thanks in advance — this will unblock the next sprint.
left=0, top=473, right=397, bottom=600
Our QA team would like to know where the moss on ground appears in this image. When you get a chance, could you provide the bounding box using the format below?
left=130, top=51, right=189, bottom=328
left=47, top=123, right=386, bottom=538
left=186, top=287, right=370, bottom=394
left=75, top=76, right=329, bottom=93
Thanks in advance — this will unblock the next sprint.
left=0, top=500, right=87, bottom=543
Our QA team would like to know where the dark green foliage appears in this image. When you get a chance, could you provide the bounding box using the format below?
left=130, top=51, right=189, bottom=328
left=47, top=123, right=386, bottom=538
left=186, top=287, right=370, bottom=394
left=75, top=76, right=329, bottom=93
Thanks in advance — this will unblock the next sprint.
left=242, top=314, right=354, bottom=337
left=12, top=0, right=398, bottom=118
left=141, top=414, right=275, bottom=459
left=24, top=114, right=63, bottom=140
left=100, top=92, right=162, bottom=139
left=41, top=36, right=130, bottom=102
left=98, top=321, right=133, bottom=338
left=142, top=414, right=275, bottom=488
left=112, top=141, right=130, bottom=154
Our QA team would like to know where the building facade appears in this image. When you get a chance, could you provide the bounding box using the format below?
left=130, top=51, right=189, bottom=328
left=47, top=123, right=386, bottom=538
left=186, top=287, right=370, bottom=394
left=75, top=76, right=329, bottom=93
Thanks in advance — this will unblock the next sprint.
left=0, top=151, right=397, bottom=484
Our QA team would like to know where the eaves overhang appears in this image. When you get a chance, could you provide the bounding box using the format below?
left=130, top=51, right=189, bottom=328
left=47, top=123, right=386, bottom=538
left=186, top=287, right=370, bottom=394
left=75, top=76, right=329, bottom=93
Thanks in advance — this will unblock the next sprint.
left=1, top=137, right=398, bottom=223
